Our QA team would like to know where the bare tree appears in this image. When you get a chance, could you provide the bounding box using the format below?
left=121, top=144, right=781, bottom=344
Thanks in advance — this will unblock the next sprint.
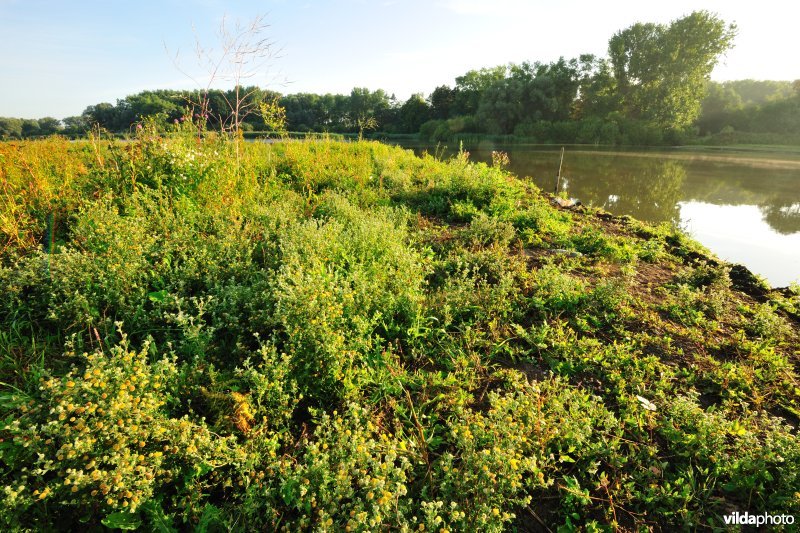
left=168, top=14, right=281, bottom=139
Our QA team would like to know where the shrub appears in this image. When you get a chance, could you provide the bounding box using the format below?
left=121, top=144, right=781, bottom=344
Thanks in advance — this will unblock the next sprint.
left=276, top=403, right=415, bottom=531
left=270, top=194, right=425, bottom=402
left=0, top=328, right=240, bottom=529
left=463, top=213, right=516, bottom=248
left=742, top=302, right=790, bottom=342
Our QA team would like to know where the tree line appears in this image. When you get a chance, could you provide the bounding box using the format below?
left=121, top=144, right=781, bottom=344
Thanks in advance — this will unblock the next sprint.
left=698, top=80, right=800, bottom=136
left=2, top=11, right=799, bottom=145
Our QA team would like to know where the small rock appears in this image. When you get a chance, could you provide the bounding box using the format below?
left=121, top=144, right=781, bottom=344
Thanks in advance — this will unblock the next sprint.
left=552, top=197, right=581, bottom=208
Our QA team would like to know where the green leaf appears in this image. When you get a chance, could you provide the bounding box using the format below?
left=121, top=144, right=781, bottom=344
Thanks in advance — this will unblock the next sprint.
left=143, top=501, right=178, bottom=533
left=182, top=462, right=214, bottom=486
left=148, top=290, right=168, bottom=302
left=195, top=462, right=213, bottom=478
left=196, top=504, right=223, bottom=533
left=280, top=479, right=299, bottom=506
left=722, top=481, right=738, bottom=492
left=102, top=512, right=142, bottom=530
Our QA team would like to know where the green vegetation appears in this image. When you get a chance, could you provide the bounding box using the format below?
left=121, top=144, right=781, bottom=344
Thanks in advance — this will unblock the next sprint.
left=696, top=80, right=800, bottom=143
left=4, top=11, right=799, bottom=147
left=1, top=129, right=798, bottom=531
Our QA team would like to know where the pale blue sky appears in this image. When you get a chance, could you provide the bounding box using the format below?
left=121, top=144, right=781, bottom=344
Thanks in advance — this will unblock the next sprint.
left=1, top=0, right=798, bottom=119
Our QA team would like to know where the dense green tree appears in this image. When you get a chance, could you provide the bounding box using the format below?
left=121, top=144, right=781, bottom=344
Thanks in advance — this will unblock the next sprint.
left=347, top=88, right=391, bottom=133
left=532, top=58, right=586, bottom=121
left=573, top=55, right=619, bottom=120
left=723, top=79, right=795, bottom=105
left=281, top=93, right=324, bottom=131
left=37, top=117, right=63, bottom=135
left=124, top=91, right=183, bottom=123
left=376, top=95, right=400, bottom=133
left=0, top=117, right=63, bottom=138
left=21, top=119, right=41, bottom=138
left=475, top=59, right=585, bottom=134
left=330, top=93, right=352, bottom=131
left=429, top=85, right=456, bottom=119
left=473, top=64, right=521, bottom=134
left=697, top=82, right=743, bottom=134
left=83, top=102, right=122, bottom=131
left=224, top=86, right=277, bottom=131
left=746, top=93, right=800, bottom=133
left=397, top=94, right=432, bottom=133
left=453, top=65, right=506, bottom=116
left=62, top=116, right=88, bottom=135
left=608, top=11, right=736, bottom=130
left=695, top=81, right=800, bottom=136
left=0, top=117, right=23, bottom=139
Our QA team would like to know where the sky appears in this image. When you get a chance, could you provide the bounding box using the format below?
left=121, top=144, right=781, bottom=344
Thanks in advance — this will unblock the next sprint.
left=1, top=0, right=799, bottom=119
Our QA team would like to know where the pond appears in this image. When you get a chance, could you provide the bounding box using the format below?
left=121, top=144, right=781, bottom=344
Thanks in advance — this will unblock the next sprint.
left=397, top=143, right=800, bottom=288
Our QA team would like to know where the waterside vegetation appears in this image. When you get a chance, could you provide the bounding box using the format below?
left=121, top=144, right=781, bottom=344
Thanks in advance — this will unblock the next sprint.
left=1, top=127, right=799, bottom=530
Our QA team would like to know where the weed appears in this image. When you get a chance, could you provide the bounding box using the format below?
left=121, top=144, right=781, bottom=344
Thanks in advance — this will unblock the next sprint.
left=0, top=137, right=798, bottom=530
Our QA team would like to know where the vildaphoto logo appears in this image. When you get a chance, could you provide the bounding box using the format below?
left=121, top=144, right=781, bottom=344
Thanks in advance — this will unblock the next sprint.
left=723, top=512, right=795, bottom=526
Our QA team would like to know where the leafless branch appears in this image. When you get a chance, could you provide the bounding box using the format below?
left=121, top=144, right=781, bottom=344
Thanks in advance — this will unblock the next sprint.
left=166, top=13, right=282, bottom=136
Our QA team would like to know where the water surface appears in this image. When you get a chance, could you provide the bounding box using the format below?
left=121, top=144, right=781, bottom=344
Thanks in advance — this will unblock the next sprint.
left=400, top=143, right=800, bottom=287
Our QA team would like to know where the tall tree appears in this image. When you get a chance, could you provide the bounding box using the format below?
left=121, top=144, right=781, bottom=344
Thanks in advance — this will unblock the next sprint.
left=475, top=59, right=584, bottom=134
left=347, top=88, right=390, bottom=133
left=723, top=80, right=795, bottom=105
left=21, top=119, right=41, bottom=137
left=83, top=102, right=121, bottom=131
left=572, top=55, right=619, bottom=120
left=281, top=93, right=322, bottom=131
left=37, top=117, right=63, bottom=136
left=608, top=11, right=736, bottom=130
left=0, top=117, right=23, bottom=139
left=429, top=85, right=456, bottom=119
left=124, top=91, right=183, bottom=123
left=697, top=81, right=743, bottom=134
left=453, top=66, right=507, bottom=116
left=398, top=94, right=431, bottom=133
left=62, top=116, right=88, bottom=135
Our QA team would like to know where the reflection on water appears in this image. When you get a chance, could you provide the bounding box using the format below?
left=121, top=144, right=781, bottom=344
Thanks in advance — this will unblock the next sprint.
left=763, top=202, right=800, bottom=235
left=680, top=202, right=800, bottom=287
left=398, top=143, right=800, bottom=287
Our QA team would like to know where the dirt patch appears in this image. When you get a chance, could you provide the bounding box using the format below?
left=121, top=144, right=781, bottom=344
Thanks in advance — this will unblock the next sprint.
left=631, top=262, right=676, bottom=308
